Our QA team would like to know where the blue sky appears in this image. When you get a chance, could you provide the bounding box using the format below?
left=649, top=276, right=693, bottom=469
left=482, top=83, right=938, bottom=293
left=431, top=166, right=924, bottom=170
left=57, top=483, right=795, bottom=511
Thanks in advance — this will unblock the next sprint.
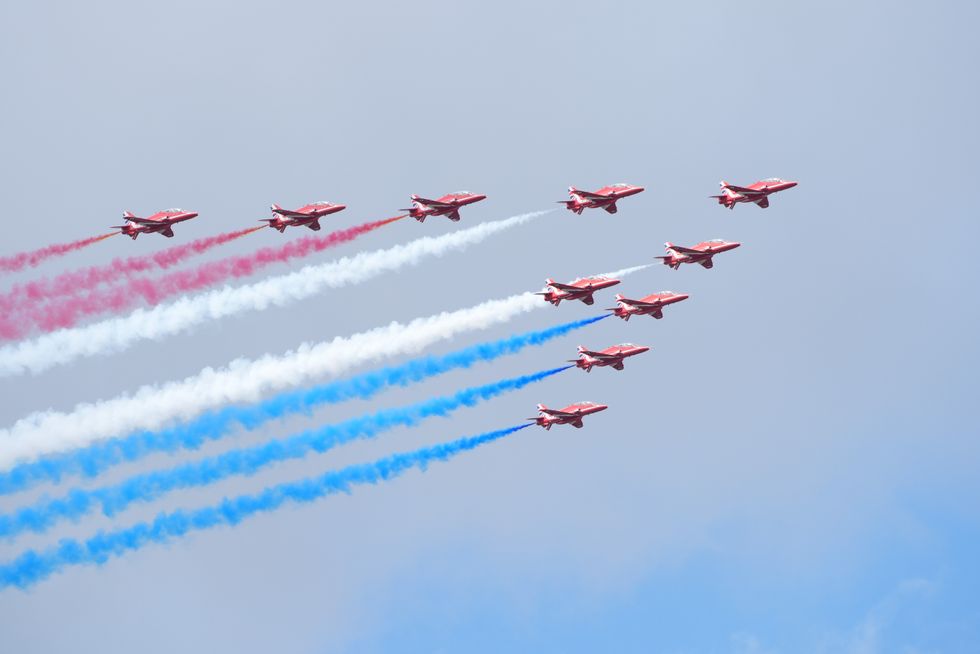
left=0, top=1, right=977, bottom=651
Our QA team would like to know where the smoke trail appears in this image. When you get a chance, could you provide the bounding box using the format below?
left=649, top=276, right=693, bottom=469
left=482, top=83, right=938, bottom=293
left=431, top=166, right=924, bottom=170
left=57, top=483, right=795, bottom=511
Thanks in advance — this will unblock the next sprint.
left=0, top=226, right=265, bottom=316
left=0, top=293, right=545, bottom=470
left=0, top=210, right=550, bottom=376
left=0, top=369, right=564, bottom=538
left=0, top=315, right=607, bottom=494
left=0, top=424, right=528, bottom=590
left=0, top=233, right=116, bottom=274
left=0, top=217, right=403, bottom=339
left=602, top=264, right=653, bottom=278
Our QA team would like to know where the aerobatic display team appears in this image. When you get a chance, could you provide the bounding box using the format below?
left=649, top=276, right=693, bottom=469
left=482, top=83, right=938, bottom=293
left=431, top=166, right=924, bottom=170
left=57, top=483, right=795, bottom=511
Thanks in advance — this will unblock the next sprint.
left=0, top=179, right=797, bottom=589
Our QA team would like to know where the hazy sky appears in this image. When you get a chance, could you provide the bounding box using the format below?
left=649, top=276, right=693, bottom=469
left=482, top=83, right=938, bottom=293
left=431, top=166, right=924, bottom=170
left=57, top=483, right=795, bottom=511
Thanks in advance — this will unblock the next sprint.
left=0, top=1, right=978, bottom=652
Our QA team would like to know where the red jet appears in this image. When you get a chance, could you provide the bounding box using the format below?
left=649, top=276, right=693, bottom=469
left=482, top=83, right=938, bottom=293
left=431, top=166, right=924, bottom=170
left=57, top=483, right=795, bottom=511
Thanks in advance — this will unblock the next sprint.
left=559, top=183, right=645, bottom=215
left=537, top=276, right=621, bottom=306
left=711, top=178, right=797, bottom=210
left=112, top=208, right=199, bottom=240
left=656, top=240, right=741, bottom=270
left=262, top=201, right=346, bottom=233
left=529, top=402, right=608, bottom=430
left=570, top=343, right=650, bottom=372
left=608, top=291, right=689, bottom=321
left=402, top=191, right=487, bottom=223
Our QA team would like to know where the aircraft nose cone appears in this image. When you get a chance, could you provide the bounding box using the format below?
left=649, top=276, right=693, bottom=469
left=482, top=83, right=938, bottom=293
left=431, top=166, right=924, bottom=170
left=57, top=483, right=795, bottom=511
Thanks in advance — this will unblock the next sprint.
left=336, top=205, right=347, bottom=211
left=730, top=241, right=742, bottom=249
left=474, top=194, right=487, bottom=202
left=636, top=346, right=650, bottom=354
left=676, top=294, right=690, bottom=302
left=185, top=212, right=199, bottom=219
left=635, top=186, right=645, bottom=193
left=595, top=404, right=609, bottom=412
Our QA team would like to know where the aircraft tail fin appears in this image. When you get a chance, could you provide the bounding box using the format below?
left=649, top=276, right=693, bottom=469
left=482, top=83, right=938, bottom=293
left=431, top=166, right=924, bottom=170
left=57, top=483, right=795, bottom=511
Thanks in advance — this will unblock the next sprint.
left=123, top=211, right=136, bottom=219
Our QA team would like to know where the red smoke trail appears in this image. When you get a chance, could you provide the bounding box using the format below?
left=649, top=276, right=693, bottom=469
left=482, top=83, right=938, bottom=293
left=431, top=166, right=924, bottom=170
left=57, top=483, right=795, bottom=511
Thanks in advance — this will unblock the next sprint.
left=0, top=233, right=116, bottom=274
left=0, top=226, right=265, bottom=315
left=0, top=216, right=404, bottom=340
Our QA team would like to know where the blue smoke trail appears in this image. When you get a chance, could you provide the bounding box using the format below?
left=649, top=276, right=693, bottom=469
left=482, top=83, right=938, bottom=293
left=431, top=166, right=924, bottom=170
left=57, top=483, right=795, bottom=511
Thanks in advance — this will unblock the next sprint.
left=0, top=423, right=530, bottom=590
left=0, top=314, right=607, bottom=496
left=0, top=368, right=567, bottom=539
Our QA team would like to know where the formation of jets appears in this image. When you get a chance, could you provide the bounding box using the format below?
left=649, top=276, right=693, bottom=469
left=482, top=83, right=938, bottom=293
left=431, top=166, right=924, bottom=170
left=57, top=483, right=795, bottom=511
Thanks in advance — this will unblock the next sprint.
left=109, top=180, right=794, bottom=239
left=530, top=178, right=795, bottom=430
left=104, top=179, right=795, bottom=433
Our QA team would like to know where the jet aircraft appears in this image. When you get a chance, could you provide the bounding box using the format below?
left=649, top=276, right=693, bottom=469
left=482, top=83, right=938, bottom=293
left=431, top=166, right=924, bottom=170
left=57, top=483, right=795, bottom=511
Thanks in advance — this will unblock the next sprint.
left=529, top=402, right=608, bottom=430
left=537, top=276, right=621, bottom=306
left=262, top=201, right=346, bottom=232
left=559, top=183, right=644, bottom=215
left=711, top=178, right=797, bottom=209
left=656, top=240, right=741, bottom=270
left=112, top=209, right=199, bottom=240
left=608, top=291, right=689, bottom=321
left=402, top=191, right=486, bottom=222
left=570, top=344, right=650, bottom=372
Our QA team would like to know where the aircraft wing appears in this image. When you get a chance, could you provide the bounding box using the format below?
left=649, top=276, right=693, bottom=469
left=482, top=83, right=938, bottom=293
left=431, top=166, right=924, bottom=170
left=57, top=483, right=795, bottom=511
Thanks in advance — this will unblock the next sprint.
left=623, top=299, right=660, bottom=309
left=725, top=184, right=766, bottom=195
left=540, top=408, right=577, bottom=418
left=414, top=196, right=453, bottom=208
left=547, top=281, right=583, bottom=291
left=273, top=208, right=309, bottom=218
left=573, top=189, right=611, bottom=200
left=583, top=351, right=620, bottom=360
left=668, top=244, right=708, bottom=255
left=127, top=216, right=163, bottom=225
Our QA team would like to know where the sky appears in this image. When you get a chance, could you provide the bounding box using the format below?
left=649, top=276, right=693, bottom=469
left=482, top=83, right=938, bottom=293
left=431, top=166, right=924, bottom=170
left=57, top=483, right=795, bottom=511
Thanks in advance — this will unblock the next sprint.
left=0, top=0, right=978, bottom=651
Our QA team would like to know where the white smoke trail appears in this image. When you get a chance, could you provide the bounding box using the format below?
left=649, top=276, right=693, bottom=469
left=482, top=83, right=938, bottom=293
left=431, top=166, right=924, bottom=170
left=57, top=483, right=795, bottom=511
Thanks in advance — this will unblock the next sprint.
left=0, top=211, right=549, bottom=377
left=0, top=293, right=543, bottom=469
left=601, top=264, right=653, bottom=279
